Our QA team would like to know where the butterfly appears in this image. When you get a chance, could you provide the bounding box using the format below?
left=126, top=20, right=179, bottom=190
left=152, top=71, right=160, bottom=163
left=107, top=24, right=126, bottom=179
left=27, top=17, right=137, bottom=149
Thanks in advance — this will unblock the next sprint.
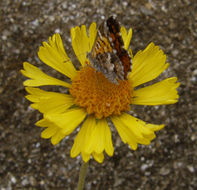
left=87, top=16, right=132, bottom=84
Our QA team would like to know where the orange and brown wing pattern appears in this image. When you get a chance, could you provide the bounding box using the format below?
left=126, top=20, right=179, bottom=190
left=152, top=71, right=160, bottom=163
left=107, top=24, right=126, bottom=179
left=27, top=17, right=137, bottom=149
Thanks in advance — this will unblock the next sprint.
left=106, top=16, right=132, bottom=79
left=91, top=22, right=113, bottom=58
left=88, top=16, right=132, bottom=84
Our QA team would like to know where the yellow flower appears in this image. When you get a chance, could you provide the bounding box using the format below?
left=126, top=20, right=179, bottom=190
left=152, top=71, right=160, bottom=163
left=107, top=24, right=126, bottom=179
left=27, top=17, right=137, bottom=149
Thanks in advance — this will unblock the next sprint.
left=21, top=22, right=180, bottom=163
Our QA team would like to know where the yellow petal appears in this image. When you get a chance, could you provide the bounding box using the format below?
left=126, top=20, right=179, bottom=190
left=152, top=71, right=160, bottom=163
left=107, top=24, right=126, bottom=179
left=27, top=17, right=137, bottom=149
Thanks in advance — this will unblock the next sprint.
left=36, top=118, right=53, bottom=127
left=70, top=116, right=96, bottom=158
left=37, top=117, right=67, bottom=145
left=38, top=33, right=77, bottom=79
left=88, top=119, right=114, bottom=156
left=51, top=131, right=66, bottom=145
left=81, top=25, right=89, bottom=53
left=129, top=42, right=169, bottom=87
left=71, top=26, right=87, bottom=66
left=41, top=126, right=58, bottom=139
left=95, top=119, right=114, bottom=156
left=37, top=108, right=86, bottom=145
left=89, top=22, right=97, bottom=52
left=120, top=26, right=132, bottom=50
left=21, top=62, right=71, bottom=88
left=132, top=77, right=180, bottom=105
left=120, top=114, right=161, bottom=141
left=70, top=116, right=112, bottom=163
left=92, top=152, right=104, bottom=163
left=45, top=108, right=87, bottom=135
left=88, top=119, right=104, bottom=154
left=71, top=23, right=97, bottom=66
left=81, top=152, right=91, bottom=163
left=25, top=87, right=74, bottom=114
left=111, top=116, right=138, bottom=150
left=129, top=48, right=133, bottom=59
left=146, top=124, right=165, bottom=131
left=111, top=113, right=165, bottom=149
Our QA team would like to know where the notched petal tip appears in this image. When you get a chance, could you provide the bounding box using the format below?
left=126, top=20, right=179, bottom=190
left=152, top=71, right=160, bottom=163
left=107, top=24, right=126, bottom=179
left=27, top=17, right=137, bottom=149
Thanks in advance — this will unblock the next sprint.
left=112, top=114, right=165, bottom=150
left=121, top=26, right=132, bottom=50
left=132, top=76, right=180, bottom=106
left=71, top=22, right=97, bottom=67
left=37, top=33, right=77, bottom=79
left=151, top=124, right=165, bottom=131
left=21, top=61, right=71, bottom=88
left=129, top=42, right=169, bottom=87
left=93, top=152, right=104, bottom=163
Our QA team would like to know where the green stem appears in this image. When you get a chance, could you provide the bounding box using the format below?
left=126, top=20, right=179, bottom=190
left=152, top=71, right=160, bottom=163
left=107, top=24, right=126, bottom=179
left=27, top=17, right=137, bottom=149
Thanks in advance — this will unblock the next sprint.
left=77, top=161, right=89, bottom=190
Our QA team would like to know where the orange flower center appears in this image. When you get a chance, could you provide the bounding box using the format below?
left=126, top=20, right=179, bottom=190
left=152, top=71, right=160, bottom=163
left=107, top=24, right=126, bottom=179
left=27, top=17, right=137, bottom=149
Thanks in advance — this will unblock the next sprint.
left=69, top=66, right=133, bottom=119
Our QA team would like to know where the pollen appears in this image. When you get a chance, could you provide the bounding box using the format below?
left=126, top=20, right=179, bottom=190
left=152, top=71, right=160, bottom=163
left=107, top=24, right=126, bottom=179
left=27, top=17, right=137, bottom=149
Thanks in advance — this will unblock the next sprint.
left=69, top=67, right=133, bottom=119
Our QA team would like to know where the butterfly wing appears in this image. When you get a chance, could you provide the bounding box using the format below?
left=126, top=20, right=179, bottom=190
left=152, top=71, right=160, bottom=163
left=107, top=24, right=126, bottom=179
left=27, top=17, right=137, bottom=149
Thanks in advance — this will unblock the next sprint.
left=88, top=16, right=132, bottom=83
left=106, top=16, right=132, bottom=79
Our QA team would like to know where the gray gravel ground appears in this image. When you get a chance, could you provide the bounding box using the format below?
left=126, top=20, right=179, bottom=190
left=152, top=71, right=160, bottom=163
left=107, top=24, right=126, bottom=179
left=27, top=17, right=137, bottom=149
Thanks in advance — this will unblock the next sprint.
left=0, top=0, right=197, bottom=189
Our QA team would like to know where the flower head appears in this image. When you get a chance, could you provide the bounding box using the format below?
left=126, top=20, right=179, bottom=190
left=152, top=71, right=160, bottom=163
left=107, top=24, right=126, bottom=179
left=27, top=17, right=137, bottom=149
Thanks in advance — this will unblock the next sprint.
left=21, top=20, right=180, bottom=163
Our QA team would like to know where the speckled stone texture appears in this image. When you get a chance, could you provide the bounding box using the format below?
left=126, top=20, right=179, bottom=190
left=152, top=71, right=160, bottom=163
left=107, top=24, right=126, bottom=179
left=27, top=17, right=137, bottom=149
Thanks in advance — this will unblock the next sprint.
left=0, top=0, right=196, bottom=189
